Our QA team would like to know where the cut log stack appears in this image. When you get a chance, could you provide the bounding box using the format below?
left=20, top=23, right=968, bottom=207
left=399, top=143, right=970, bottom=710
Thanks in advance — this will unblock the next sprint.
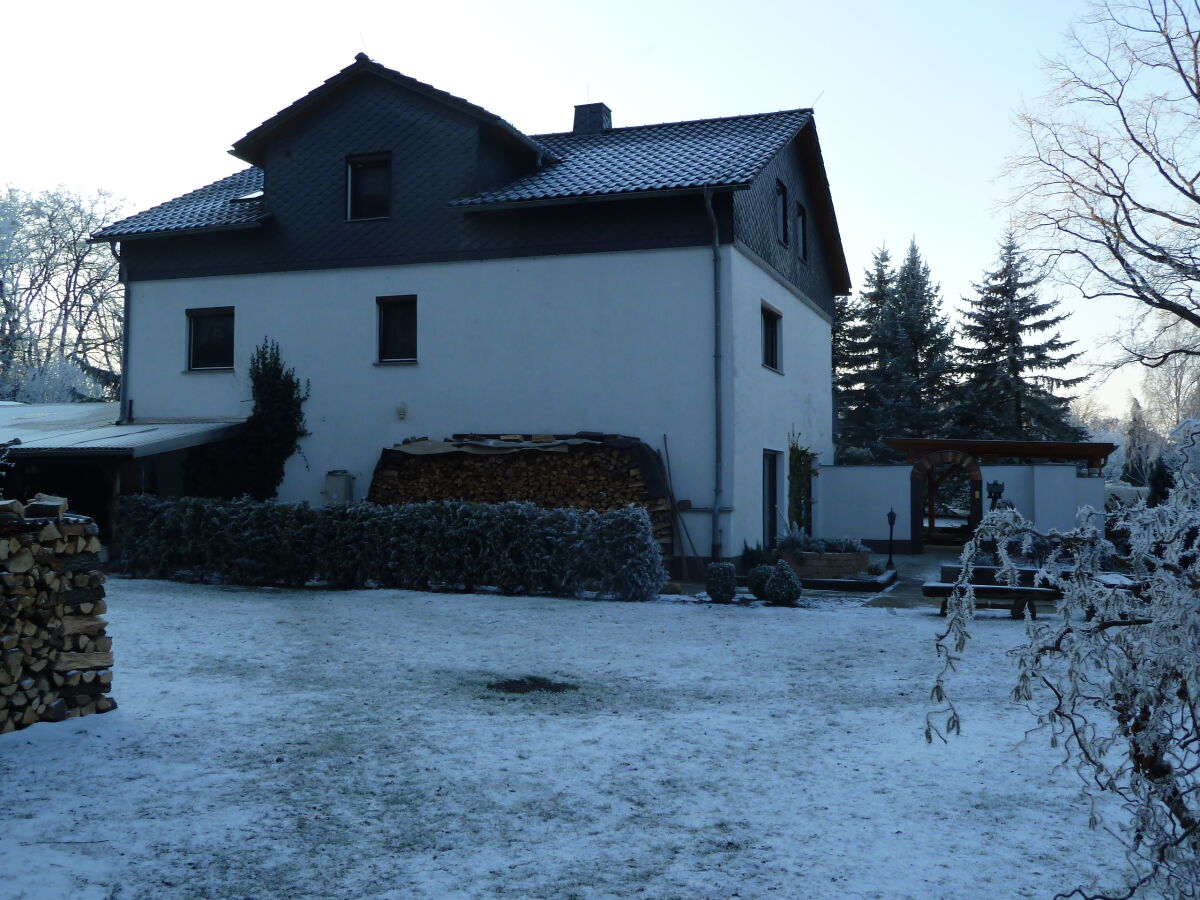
left=0, top=494, right=115, bottom=735
left=368, top=438, right=675, bottom=558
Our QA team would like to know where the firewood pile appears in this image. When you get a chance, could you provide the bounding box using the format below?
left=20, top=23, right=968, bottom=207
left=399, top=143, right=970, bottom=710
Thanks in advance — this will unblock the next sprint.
left=368, top=434, right=675, bottom=557
left=0, top=494, right=114, bottom=734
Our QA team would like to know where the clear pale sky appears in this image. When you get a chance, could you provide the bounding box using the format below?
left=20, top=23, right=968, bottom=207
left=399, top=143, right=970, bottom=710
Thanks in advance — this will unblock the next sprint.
left=1, top=0, right=1139, bottom=413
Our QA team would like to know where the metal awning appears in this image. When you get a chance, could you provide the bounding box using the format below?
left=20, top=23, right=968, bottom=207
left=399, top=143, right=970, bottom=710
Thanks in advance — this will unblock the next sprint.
left=0, top=402, right=244, bottom=459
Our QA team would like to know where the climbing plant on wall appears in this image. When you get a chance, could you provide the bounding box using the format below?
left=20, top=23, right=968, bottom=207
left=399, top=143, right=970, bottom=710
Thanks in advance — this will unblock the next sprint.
left=787, top=431, right=816, bottom=534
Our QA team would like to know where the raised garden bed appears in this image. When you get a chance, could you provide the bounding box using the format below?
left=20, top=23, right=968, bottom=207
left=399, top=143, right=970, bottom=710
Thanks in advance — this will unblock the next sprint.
left=780, top=550, right=871, bottom=580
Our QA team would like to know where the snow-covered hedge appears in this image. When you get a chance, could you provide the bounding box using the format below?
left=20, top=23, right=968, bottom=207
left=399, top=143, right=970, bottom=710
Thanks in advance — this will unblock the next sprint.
left=116, top=496, right=665, bottom=601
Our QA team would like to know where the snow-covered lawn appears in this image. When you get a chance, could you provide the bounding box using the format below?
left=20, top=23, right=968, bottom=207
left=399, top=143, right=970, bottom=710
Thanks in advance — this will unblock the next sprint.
left=2, top=580, right=1127, bottom=899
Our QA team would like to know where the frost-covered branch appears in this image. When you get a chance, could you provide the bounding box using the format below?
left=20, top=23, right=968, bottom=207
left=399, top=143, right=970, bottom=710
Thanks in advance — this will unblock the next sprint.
left=932, top=466, right=1200, bottom=897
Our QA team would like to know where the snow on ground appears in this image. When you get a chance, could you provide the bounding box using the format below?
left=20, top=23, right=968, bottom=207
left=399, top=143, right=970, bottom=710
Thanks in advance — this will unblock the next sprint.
left=1, top=579, right=1130, bottom=900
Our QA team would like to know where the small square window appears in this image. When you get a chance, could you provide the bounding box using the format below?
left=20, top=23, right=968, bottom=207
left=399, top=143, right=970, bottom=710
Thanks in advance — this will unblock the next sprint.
left=347, top=153, right=391, bottom=220
left=187, top=307, right=234, bottom=370
left=762, top=305, right=781, bottom=371
left=796, top=202, right=808, bottom=262
left=378, top=295, right=417, bottom=362
left=774, top=181, right=789, bottom=246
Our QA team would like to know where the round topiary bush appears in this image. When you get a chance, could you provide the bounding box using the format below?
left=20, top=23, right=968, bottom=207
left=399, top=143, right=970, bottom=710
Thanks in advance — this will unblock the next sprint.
left=764, top=559, right=802, bottom=607
left=748, top=564, right=775, bottom=602
left=705, top=561, right=737, bottom=603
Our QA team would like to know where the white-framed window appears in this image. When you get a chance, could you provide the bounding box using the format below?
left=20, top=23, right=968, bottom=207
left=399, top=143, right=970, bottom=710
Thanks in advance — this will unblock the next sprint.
left=347, top=152, right=391, bottom=220
left=186, top=307, right=234, bottom=370
left=762, top=304, right=782, bottom=371
left=377, top=295, right=417, bottom=362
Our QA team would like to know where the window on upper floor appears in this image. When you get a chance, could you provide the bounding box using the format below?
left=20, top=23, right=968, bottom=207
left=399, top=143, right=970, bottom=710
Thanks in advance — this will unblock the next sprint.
left=762, top=304, right=781, bottom=371
left=796, top=202, right=808, bottom=262
left=378, top=295, right=417, bottom=363
left=187, top=307, right=234, bottom=370
left=347, top=153, right=391, bottom=220
left=774, top=181, right=789, bottom=246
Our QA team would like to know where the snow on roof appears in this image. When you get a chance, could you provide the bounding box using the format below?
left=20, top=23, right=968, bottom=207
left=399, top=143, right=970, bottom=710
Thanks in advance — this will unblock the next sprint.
left=0, top=403, right=244, bottom=458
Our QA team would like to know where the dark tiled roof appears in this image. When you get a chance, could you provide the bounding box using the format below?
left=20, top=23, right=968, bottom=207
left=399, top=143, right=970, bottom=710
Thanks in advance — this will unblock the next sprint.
left=94, top=104, right=812, bottom=240
left=232, top=54, right=553, bottom=167
left=451, top=109, right=812, bottom=207
left=93, top=168, right=265, bottom=241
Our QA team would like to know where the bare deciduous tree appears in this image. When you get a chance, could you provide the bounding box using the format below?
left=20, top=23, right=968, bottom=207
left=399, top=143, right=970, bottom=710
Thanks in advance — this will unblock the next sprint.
left=0, top=187, right=124, bottom=400
left=1142, top=317, right=1200, bottom=430
left=1014, top=0, right=1200, bottom=367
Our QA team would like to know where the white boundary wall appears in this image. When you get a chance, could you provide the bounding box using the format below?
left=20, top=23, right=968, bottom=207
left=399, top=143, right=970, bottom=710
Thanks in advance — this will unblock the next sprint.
left=814, top=466, right=912, bottom=542
left=814, top=464, right=1106, bottom=543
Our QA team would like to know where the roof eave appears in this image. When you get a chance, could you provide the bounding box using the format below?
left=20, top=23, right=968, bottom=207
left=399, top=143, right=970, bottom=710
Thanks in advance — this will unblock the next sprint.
left=452, top=183, right=750, bottom=211
left=90, top=218, right=268, bottom=244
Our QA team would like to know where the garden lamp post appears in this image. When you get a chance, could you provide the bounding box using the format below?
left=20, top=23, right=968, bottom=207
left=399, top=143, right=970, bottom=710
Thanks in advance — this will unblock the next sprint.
left=987, top=481, right=1005, bottom=511
left=886, top=507, right=896, bottom=569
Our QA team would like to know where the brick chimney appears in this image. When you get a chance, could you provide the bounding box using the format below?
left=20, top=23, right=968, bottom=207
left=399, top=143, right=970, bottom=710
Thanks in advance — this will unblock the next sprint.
left=573, top=102, right=612, bottom=133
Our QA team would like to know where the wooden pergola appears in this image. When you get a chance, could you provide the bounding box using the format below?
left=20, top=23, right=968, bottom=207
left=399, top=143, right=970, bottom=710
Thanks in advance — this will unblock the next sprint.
left=886, top=438, right=1116, bottom=470
left=884, top=438, right=1117, bottom=549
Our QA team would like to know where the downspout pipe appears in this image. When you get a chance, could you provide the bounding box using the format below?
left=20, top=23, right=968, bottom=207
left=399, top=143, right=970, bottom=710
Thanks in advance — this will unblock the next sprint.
left=110, top=242, right=131, bottom=423
left=703, top=188, right=723, bottom=562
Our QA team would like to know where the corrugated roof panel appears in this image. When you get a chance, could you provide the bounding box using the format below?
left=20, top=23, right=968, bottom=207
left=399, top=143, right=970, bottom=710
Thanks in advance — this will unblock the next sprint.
left=0, top=403, right=243, bottom=458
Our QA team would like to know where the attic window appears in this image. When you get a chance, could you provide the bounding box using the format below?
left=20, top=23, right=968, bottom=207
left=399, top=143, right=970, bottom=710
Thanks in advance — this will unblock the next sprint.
left=774, top=181, right=789, bottom=246
left=796, top=202, right=808, bottom=262
left=347, top=153, right=391, bottom=220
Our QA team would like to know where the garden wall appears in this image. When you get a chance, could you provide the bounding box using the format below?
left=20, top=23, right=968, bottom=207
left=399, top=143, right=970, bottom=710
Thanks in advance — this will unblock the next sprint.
left=0, top=497, right=114, bottom=734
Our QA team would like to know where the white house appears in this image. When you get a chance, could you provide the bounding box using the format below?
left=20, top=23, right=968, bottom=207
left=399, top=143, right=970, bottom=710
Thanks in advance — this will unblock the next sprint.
left=93, top=54, right=850, bottom=562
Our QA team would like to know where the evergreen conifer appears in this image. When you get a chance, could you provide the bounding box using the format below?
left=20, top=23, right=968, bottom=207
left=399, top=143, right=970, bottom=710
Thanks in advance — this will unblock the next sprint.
left=860, top=241, right=954, bottom=459
left=948, top=234, right=1085, bottom=441
left=835, top=249, right=891, bottom=460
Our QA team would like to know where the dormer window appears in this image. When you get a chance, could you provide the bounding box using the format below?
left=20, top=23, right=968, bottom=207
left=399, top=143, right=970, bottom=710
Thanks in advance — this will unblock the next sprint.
left=347, top=153, right=391, bottom=220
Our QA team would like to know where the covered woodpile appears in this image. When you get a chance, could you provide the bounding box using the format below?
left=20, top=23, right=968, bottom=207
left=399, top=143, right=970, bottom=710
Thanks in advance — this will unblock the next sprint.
left=368, top=433, right=675, bottom=558
left=0, top=494, right=114, bottom=734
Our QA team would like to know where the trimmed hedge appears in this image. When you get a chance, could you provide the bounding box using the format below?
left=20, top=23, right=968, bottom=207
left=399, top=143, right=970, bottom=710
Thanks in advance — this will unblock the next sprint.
left=116, top=496, right=665, bottom=601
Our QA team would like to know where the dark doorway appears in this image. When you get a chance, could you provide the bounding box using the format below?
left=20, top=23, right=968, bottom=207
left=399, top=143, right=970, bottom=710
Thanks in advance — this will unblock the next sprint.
left=763, top=450, right=780, bottom=547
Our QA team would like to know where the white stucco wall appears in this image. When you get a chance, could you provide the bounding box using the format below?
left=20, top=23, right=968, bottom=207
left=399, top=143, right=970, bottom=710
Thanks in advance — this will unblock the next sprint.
left=132, top=247, right=811, bottom=554
left=726, top=246, right=834, bottom=551
left=814, top=465, right=911, bottom=542
left=128, top=245, right=837, bottom=556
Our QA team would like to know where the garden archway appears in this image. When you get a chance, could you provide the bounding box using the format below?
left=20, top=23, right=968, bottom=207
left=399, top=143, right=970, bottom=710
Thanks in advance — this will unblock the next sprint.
left=908, top=450, right=983, bottom=552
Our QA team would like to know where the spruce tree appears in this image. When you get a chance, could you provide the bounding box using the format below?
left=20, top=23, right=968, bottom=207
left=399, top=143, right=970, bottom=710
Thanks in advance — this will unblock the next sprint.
left=861, top=241, right=954, bottom=458
left=835, top=248, right=892, bottom=460
left=948, top=234, right=1085, bottom=441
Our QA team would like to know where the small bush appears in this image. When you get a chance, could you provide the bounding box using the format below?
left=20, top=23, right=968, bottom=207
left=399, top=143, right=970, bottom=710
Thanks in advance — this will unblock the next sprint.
left=748, top=564, right=775, bottom=601
left=116, top=496, right=664, bottom=602
left=764, top=559, right=802, bottom=607
left=705, top=562, right=737, bottom=603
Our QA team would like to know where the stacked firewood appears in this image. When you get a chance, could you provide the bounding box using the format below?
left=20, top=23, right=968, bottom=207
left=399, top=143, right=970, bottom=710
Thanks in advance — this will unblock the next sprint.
left=0, top=494, right=115, bottom=734
left=368, top=439, right=675, bottom=556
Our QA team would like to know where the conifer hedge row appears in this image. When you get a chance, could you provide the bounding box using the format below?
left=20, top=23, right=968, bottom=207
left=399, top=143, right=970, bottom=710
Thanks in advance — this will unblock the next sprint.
left=116, top=495, right=665, bottom=601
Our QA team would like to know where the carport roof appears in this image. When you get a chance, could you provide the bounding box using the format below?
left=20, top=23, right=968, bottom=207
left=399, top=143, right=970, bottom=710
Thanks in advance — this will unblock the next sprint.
left=0, top=403, right=243, bottom=458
